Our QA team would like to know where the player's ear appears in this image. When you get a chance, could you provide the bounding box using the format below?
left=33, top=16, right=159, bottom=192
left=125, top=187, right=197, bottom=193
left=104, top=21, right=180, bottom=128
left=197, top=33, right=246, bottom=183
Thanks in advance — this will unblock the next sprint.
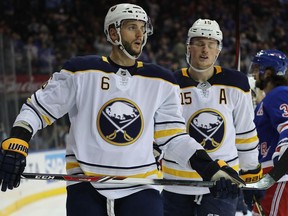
left=109, top=26, right=118, bottom=42
left=186, top=45, right=191, bottom=53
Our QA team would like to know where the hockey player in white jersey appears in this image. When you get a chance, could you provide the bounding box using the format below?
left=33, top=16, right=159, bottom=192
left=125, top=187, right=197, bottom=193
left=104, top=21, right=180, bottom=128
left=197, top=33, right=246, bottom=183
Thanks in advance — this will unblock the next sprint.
left=0, top=5, right=244, bottom=216
left=161, top=19, right=262, bottom=216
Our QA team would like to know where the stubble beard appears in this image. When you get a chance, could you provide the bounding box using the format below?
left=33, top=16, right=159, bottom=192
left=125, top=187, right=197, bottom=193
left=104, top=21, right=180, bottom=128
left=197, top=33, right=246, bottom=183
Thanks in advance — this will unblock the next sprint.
left=122, top=40, right=141, bottom=57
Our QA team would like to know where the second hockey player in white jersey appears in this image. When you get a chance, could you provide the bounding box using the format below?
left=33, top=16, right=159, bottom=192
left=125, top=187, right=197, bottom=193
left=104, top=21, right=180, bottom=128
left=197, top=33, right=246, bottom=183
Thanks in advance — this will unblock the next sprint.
left=162, top=19, right=262, bottom=216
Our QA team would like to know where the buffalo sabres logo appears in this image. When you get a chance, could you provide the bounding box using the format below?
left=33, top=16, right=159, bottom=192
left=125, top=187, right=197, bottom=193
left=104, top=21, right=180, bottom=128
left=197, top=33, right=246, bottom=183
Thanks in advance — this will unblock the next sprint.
left=188, top=109, right=225, bottom=152
left=97, top=98, right=143, bottom=146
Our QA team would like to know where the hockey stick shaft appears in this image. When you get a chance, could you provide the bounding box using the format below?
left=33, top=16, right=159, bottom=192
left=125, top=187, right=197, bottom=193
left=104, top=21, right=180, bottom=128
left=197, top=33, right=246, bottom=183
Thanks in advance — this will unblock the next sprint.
left=245, top=147, right=288, bottom=190
left=21, top=148, right=288, bottom=189
left=21, top=173, right=215, bottom=187
left=20, top=172, right=269, bottom=190
left=254, top=196, right=265, bottom=216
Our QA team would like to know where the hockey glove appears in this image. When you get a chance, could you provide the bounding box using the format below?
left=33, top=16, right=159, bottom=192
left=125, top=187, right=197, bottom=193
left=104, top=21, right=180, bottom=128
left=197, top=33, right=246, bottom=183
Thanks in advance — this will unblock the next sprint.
left=190, top=150, right=245, bottom=198
left=0, top=126, right=31, bottom=192
left=239, top=164, right=263, bottom=183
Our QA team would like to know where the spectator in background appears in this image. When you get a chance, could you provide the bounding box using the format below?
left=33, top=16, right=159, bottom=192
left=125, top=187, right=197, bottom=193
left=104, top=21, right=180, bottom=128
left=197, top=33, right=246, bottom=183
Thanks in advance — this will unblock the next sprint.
left=2, top=0, right=288, bottom=74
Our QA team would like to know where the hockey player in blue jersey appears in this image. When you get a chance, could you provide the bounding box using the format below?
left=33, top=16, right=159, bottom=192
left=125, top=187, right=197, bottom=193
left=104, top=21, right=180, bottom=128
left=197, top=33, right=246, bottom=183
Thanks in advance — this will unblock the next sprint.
left=0, top=4, right=245, bottom=216
left=161, top=18, right=262, bottom=216
left=245, top=49, right=288, bottom=216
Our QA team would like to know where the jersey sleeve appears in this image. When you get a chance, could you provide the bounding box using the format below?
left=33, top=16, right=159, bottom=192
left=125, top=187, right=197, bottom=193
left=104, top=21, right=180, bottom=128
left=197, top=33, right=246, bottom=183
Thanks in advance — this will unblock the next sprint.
left=234, top=88, right=260, bottom=170
left=154, top=83, right=204, bottom=169
left=14, top=70, right=76, bottom=136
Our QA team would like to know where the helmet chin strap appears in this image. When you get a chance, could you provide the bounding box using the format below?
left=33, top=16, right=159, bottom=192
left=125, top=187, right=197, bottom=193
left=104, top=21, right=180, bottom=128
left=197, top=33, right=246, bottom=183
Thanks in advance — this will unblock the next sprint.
left=118, top=43, right=137, bottom=60
left=111, top=28, right=146, bottom=60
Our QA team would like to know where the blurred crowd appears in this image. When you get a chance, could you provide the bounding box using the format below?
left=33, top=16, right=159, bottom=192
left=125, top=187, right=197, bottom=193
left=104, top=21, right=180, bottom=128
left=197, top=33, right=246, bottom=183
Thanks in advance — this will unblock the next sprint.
left=1, top=0, right=288, bottom=150
left=1, top=0, right=288, bottom=74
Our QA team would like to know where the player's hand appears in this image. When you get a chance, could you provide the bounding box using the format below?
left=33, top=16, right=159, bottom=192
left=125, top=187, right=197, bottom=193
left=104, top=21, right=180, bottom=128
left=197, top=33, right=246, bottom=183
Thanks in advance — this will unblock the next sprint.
left=202, top=159, right=245, bottom=185
left=206, top=159, right=246, bottom=196
left=0, top=138, right=28, bottom=192
left=190, top=150, right=245, bottom=198
left=204, top=160, right=245, bottom=198
left=210, top=177, right=239, bottom=199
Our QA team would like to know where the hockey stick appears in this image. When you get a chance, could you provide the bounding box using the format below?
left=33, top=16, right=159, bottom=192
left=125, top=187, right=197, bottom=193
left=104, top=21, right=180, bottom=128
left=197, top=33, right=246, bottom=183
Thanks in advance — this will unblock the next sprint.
left=244, top=146, right=288, bottom=190
left=21, top=148, right=288, bottom=190
left=19, top=172, right=276, bottom=190
left=253, top=196, right=265, bottom=216
left=21, top=173, right=215, bottom=188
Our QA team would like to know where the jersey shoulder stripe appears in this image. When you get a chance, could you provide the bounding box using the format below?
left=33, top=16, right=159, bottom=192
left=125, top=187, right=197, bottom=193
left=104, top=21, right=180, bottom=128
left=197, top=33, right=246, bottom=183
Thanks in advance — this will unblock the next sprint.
left=174, top=66, right=250, bottom=92
left=138, top=62, right=178, bottom=84
left=215, top=67, right=250, bottom=92
left=62, top=55, right=178, bottom=85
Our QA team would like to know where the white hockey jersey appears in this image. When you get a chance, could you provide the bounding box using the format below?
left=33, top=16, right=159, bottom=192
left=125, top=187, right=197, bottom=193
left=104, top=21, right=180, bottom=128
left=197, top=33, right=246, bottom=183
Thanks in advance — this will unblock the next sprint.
left=15, top=55, right=204, bottom=199
left=162, top=66, right=259, bottom=195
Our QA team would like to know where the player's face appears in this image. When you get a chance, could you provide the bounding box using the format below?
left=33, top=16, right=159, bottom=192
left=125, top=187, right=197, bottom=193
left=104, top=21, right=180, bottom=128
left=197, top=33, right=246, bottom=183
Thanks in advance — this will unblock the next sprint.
left=188, top=38, right=220, bottom=70
left=250, top=64, right=261, bottom=87
left=120, top=20, right=146, bottom=57
left=250, top=64, right=273, bottom=89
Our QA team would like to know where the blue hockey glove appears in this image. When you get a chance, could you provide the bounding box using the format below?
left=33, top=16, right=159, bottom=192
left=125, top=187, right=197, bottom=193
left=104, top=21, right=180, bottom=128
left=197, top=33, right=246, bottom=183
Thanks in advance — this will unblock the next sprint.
left=210, top=177, right=239, bottom=199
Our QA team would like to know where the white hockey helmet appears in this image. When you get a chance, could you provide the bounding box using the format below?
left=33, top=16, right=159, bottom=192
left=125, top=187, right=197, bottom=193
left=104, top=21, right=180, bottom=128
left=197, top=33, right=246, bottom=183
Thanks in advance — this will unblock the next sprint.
left=187, top=19, right=223, bottom=50
left=104, top=3, right=153, bottom=59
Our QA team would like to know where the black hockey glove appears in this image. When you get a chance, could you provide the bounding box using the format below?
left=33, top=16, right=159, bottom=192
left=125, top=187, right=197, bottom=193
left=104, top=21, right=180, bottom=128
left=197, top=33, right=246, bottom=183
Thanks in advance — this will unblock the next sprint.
left=0, top=127, right=31, bottom=192
left=190, top=150, right=245, bottom=198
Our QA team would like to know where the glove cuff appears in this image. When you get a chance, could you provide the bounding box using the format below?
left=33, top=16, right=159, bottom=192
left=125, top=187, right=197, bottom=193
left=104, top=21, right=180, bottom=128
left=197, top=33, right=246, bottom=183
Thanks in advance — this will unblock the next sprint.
left=189, top=150, right=229, bottom=181
left=10, top=126, right=32, bottom=142
left=239, top=164, right=263, bottom=183
left=2, top=138, right=29, bottom=157
left=189, top=149, right=213, bottom=177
